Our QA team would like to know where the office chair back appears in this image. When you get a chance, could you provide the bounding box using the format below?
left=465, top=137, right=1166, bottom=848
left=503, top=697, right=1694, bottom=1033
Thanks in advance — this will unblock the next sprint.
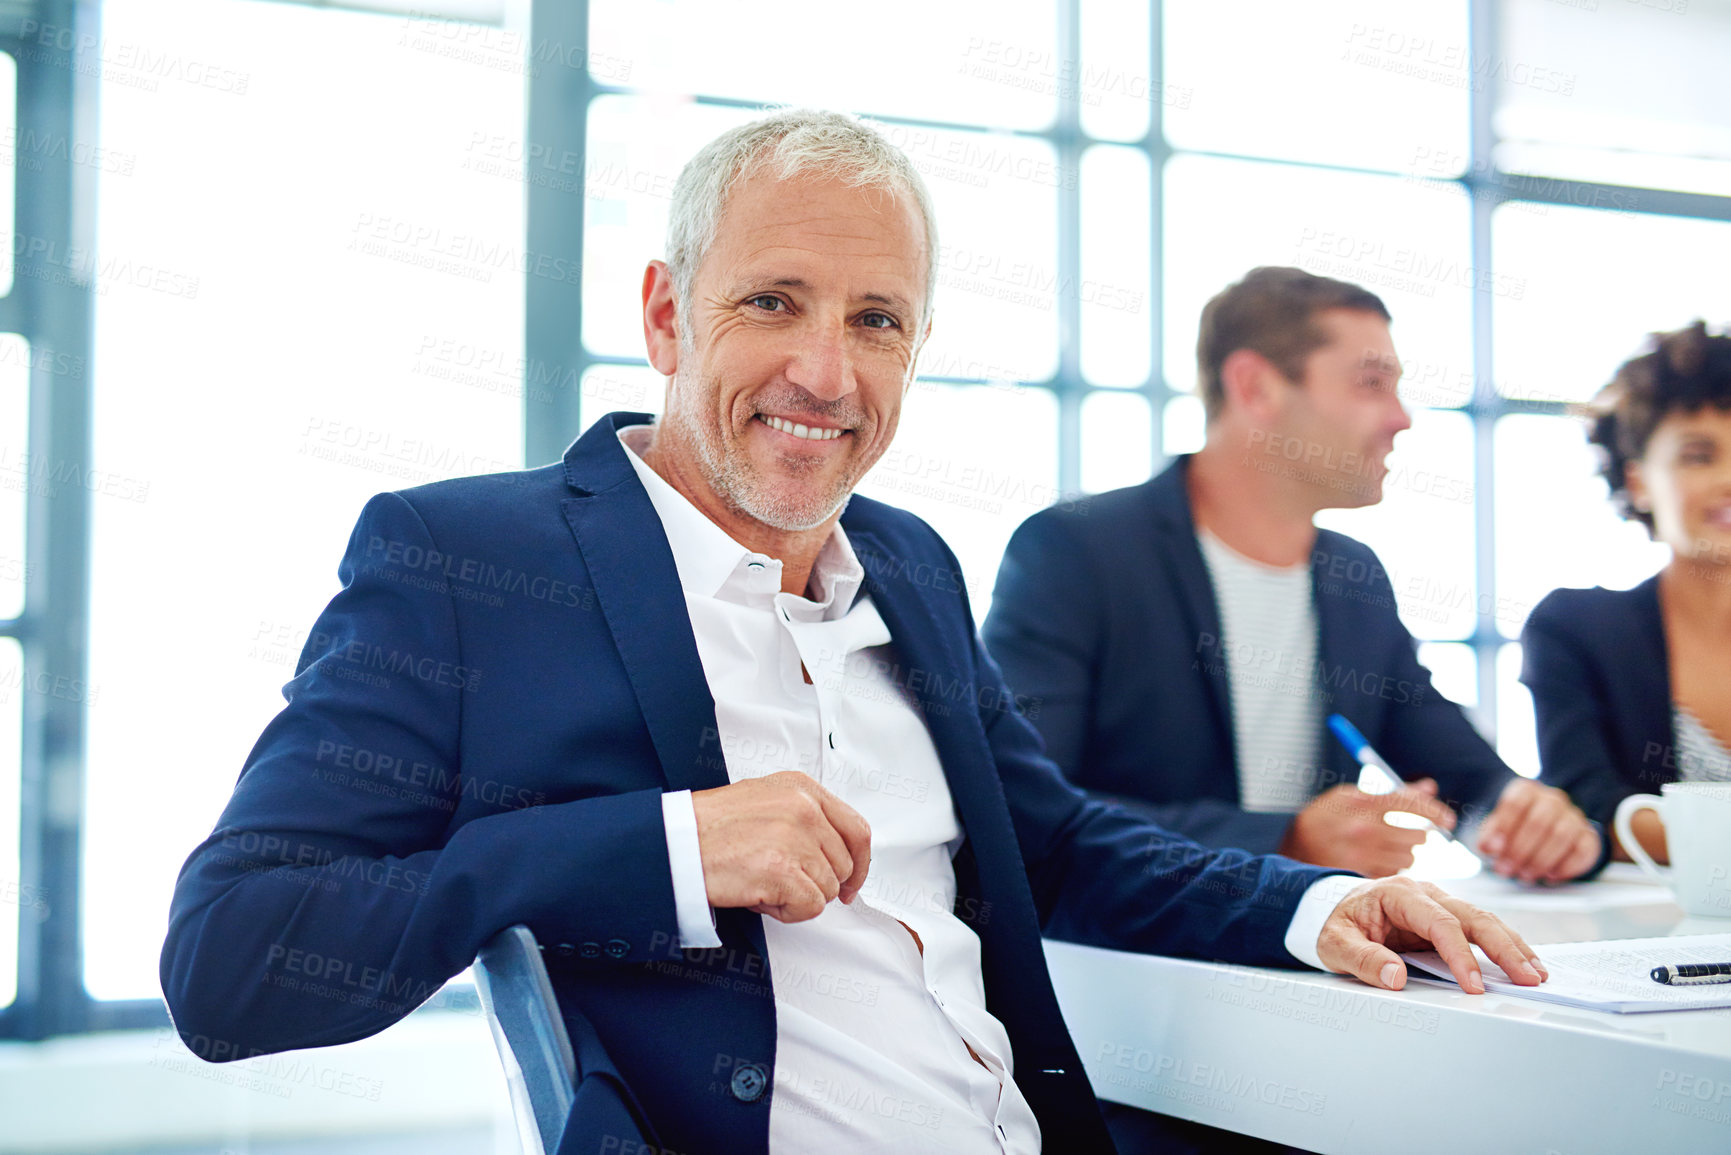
left=474, top=924, right=577, bottom=1155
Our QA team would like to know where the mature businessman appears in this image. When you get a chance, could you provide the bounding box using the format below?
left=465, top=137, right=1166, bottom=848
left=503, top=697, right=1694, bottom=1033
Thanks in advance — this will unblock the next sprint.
left=984, top=266, right=1606, bottom=884
left=162, top=115, right=1549, bottom=1154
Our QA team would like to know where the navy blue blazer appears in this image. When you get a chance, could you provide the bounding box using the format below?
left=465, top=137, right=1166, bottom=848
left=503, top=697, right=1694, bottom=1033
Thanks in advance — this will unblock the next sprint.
left=1521, top=578, right=1677, bottom=828
left=161, top=414, right=1337, bottom=1155
left=983, top=456, right=1513, bottom=856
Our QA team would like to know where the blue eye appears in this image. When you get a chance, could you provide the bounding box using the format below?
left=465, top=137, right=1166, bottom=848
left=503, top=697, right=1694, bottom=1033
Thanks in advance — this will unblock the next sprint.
left=747, top=295, right=786, bottom=312
left=860, top=312, right=899, bottom=330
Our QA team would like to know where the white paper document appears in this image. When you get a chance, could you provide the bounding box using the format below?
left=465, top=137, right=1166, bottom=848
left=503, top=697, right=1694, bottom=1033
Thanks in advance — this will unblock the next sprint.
left=1402, top=933, right=1731, bottom=1013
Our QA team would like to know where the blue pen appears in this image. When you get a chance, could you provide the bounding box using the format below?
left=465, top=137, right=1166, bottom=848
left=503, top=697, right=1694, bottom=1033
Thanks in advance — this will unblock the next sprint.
left=1326, top=713, right=1471, bottom=850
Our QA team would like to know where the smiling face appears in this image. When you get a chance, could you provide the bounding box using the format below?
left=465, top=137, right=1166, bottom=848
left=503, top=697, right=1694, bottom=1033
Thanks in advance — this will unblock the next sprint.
left=642, top=170, right=930, bottom=535
left=1271, top=308, right=1412, bottom=508
left=1628, top=406, right=1731, bottom=565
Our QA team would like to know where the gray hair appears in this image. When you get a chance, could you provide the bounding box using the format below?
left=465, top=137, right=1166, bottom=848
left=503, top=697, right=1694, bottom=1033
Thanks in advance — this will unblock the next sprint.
left=665, top=108, right=939, bottom=340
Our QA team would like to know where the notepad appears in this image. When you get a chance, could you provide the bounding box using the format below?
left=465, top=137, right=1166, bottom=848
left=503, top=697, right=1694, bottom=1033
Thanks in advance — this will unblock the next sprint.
left=1401, top=933, right=1731, bottom=1013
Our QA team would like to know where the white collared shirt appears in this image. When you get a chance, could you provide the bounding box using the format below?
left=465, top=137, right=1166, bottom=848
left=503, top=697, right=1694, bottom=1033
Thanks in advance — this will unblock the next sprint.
left=621, top=426, right=1037, bottom=1153
left=619, top=425, right=1349, bottom=1152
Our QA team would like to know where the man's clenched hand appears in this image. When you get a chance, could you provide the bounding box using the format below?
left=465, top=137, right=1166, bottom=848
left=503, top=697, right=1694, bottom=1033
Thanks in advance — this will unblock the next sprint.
left=691, top=772, right=872, bottom=924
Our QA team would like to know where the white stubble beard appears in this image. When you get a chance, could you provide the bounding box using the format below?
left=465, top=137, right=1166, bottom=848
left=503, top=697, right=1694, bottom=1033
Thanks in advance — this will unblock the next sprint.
left=673, top=366, right=861, bottom=533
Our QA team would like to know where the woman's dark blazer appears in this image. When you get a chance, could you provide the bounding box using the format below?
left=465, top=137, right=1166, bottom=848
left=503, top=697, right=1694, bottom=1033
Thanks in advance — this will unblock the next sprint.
left=1520, top=575, right=1679, bottom=828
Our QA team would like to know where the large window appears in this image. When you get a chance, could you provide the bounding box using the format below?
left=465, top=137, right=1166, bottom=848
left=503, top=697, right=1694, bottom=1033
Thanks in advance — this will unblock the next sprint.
left=75, top=0, right=525, bottom=1015
left=7, top=0, right=1731, bottom=1040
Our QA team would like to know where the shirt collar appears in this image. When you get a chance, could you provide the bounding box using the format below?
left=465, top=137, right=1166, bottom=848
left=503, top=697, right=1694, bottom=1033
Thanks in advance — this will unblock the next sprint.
left=618, top=425, right=865, bottom=618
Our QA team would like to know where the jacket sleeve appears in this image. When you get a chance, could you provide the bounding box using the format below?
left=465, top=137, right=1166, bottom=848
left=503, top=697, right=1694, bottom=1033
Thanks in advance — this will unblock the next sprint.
left=1343, top=554, right=1512, bottom=822
left=160, top=492, right=680, bottom=1062
left=1072, top=790, right=1297, bottom=856
left=982, top=510, right=1098, bottom=781
left=1337, top=558, right=1612, bottom=879
left=1375, top=634, right=1511, bottom=821
left=986, top=511, right=1294, bottom=853
left=1520, top=595, right=1639, bottom=829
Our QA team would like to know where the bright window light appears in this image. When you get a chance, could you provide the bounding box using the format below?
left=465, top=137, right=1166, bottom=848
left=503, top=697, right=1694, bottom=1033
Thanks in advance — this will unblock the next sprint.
left=1165, top=0, right=1470, bottom=174
left=84, top=0, right=524, bottom=1001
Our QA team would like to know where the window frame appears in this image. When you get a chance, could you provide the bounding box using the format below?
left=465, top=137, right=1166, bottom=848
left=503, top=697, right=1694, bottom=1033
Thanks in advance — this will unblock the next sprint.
left=2, top=0, right=106, bottom=1039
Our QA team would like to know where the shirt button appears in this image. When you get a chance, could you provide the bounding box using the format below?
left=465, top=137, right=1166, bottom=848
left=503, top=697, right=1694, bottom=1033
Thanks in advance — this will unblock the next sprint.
left=827, top=732, right=836, bottom=749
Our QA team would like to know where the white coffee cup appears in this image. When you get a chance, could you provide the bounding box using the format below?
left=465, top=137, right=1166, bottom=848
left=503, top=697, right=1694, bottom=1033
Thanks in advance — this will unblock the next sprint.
left=1614, top=781, right=1731, bottom=917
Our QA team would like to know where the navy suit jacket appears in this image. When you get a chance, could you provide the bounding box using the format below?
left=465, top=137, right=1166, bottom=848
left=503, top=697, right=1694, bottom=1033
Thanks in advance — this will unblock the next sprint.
left=161, top=414, right=1337, bottom=1155
left=983, top=456, right=1513, bottom=856
left=1521, top=577, right=1677, bottom=828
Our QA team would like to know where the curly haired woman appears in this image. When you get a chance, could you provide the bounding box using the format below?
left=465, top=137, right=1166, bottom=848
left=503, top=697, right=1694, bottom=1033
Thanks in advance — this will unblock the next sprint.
left=1521, top=321, right=1731, bottom=863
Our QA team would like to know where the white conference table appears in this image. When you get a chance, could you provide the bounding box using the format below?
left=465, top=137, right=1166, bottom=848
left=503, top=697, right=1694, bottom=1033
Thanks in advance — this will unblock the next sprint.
left=1044, top=863, right=1731, bottom=1154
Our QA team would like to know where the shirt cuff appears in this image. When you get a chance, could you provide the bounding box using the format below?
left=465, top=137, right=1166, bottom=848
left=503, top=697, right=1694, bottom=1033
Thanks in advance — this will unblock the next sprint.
left=662, top=789, right=721, bottom=949
left=1283, top=873, right=1366, bottom=971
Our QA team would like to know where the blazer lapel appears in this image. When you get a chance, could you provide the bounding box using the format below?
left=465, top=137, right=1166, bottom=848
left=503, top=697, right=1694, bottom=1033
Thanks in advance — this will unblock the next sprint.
left=559, top=413, right=729, bottom=795
left=1630, top=575, right=1673, bottom=772
left=1145, top=460, right=1236, bottom=769
left=1308, top=536, right=1361, bottom=786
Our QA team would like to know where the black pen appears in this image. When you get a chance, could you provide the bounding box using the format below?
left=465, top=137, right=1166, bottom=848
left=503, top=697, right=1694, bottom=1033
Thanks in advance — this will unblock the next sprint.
left=1650, top=963, right=1731, bottom=985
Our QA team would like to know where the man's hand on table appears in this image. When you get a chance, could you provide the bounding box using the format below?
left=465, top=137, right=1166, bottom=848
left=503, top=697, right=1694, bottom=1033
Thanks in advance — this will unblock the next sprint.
left=692, top=771, right=873, bottom=923
left=1279, top=778, right=1457, bottom=878
left=1475, top=777, right=1601, bottom=884
left=1316, top=876, right=1547, bottom=994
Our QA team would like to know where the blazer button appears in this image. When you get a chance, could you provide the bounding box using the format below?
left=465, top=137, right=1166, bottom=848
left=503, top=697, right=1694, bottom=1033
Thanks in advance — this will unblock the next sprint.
left=554, top=942, right=576, bottom=959
left=605, top=938, right=630, bottom=958
left=578, top=941, right=601, bottom=959
left=730, top=1063, right=768, bottom=1103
